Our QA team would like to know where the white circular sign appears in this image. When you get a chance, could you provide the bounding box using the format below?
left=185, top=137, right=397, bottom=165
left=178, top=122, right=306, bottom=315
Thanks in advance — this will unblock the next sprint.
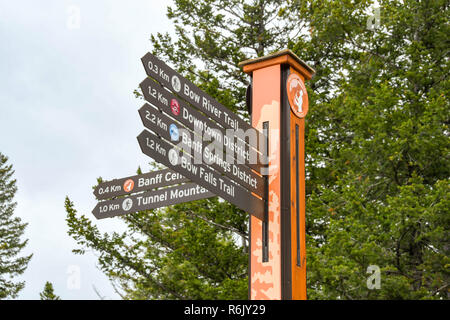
left=168, top=149, right=179, bottom=166
left=171, top=75, right=181, bottom=93
left=122, top=198, right=133, bottom=211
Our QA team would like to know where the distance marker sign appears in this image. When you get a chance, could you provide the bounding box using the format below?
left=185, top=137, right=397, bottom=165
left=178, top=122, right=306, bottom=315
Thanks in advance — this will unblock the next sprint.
left=94, top=168, right=189, bottom=200
left=137, top=129, right=265, bottom=220
left=92, top=182, right=214, bottom=219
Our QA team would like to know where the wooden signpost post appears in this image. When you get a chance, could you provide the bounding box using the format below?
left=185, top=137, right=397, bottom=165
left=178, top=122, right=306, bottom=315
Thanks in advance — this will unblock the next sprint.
left=91, top=49, right=314, bottom=300
left=239, top=49, right=315, bottom=300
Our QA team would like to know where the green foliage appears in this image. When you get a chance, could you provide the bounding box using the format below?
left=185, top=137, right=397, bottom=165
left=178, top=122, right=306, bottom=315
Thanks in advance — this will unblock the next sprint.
left=66, top=195, right=248, bottom=299
left=301, top=0, right=449, bottom=299
left=66, top=0, right=449, bottom=299
left=39, top=281, right=60, bottom=300
left=0, top=152, right=32, bottom=299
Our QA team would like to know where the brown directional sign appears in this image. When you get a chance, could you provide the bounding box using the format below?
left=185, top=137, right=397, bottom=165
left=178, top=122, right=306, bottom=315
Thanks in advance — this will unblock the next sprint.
left=141, top=53, right=266, bottom=153
left=93, top=168, right=189, bottom=200
left=92, top=182, right=214, bottom=219
left=137, top=129, right=264, bottom=220
left=139, top=77, right=264, bottom=173
left=138, top=103, right=264, bottom=197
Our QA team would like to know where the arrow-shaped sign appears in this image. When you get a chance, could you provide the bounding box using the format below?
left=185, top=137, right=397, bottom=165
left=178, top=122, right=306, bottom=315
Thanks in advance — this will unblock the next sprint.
left=139, top=77, right=265, bottom=173
left=93, top=168, right=189, bottom=200
left=137, top=129, right=264, bottom=220
left=92, top=182, right=214, bottom=219
left=141, top=53, right=266, bottom=155
left=138, top=103, right=265, bottom=197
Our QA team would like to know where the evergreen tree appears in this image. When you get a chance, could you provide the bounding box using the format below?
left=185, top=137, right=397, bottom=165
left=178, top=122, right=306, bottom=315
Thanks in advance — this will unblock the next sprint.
left=0, top=152, right=32, bottom=299
left=39, top=281, right=60, bottom=300
left=66, top=0, right=449, bottom=299
left=300, top=0, right=449, bottom=300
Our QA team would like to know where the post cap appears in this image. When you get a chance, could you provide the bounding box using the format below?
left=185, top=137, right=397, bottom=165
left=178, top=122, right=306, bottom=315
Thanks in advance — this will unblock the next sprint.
left=239, top=49, right=315, bottom=80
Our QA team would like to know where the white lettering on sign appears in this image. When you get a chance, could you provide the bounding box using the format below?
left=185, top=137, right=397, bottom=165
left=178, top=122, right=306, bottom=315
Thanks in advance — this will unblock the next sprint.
left=160, top=69, right=169, bottom=83
left=148, top=85, right=157, bottom=99
left=148, top=61, right=158, bottom=75
left=146, top=138, right=167, bottom=157
left=232, top=165, right=257, bottom=188
left=183, top=107, right=203, bottom=131
left=201, top=97, right=239, bottom=130
left=112, top=186, right=119, bottom=193
left=203, top=146, right=231, bottom=173
left=223, top=135, right=250, bottom=163
left=202, top=97, right=222, bottom=119
left=199, top=167, right=217, bottom=187
left=170, top=184, right=207, bottom=199
left=184, top=83, right=201, bottom=104
left=181, top=156, right=198, bottom=175
left=158, top=92, right=168, bottom=106
left=218, top=178, right=235, bottom=197
left=164, top=171, right=183, bottom=182
left=98, top=185, right=120, bottom=195
left=182, top=108, right=223, bottom=143
left=224, top=113, right=238, bottom=130
left=138, top=173, right=163, bottom=188
left=137, top=191, right=168, bottom=206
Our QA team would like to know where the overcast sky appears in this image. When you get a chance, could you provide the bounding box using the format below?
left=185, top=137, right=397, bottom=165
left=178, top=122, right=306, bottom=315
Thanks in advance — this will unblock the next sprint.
left=0, top=0, right=172, bottom=299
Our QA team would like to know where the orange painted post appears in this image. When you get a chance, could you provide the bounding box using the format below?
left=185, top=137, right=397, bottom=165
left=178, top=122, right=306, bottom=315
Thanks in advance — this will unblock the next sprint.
left=239, top=50, right=315, bottom=300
